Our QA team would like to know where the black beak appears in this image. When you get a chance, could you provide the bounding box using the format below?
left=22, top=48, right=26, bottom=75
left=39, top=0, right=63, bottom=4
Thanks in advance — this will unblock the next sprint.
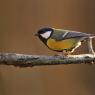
left=34, top=33, right=39, bottom=36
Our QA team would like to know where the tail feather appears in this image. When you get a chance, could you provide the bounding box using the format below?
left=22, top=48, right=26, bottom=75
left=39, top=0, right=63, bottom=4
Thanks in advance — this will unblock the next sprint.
left=88, top=34, right=95, bottom=38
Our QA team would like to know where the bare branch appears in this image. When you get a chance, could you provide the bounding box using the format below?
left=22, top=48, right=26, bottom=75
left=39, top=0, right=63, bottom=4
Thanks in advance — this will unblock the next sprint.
left=0, top=53, right=95, bottom=67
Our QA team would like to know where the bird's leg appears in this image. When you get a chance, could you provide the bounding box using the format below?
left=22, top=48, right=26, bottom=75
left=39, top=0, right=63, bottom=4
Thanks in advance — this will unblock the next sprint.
left=62, top=50, right=71, bottom=57
left=54, top=50, right=71, bottom=57
left=54, top=50, right=69, bottom=57
left=86, top=37, right=95, bottom=55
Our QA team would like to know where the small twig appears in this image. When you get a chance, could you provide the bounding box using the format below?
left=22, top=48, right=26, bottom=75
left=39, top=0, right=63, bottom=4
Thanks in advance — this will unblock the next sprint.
left=87, top=37, right=94, bottom=54
left=0, top=53, right=95, bottom=67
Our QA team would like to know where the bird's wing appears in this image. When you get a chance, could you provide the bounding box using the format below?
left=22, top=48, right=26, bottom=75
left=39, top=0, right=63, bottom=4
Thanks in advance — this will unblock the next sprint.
left=51, top=29, right=89, bottom=41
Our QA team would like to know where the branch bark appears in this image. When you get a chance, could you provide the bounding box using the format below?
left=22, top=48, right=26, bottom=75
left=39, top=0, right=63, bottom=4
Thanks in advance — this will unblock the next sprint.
left=0, top=53, right=95, bottom=67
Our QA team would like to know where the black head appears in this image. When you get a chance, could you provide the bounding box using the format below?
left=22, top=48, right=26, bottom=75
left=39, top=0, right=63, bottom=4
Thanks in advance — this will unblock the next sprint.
left=35, top=27, right=53, bottom=38
left=35, top=27, right=53, bottom=44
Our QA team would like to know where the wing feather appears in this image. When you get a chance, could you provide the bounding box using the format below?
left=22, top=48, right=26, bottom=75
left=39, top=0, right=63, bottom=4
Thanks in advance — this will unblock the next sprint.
left=51, top=29, right=89, bottom=41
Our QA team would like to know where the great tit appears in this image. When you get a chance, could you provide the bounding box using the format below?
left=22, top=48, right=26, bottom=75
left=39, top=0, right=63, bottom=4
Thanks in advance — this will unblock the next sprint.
left=35, top=27, right=95, bottom=56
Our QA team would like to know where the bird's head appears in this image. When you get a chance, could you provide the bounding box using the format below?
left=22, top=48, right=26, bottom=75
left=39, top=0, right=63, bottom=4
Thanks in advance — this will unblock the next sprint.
left=35, top=27, right=53, bottom=39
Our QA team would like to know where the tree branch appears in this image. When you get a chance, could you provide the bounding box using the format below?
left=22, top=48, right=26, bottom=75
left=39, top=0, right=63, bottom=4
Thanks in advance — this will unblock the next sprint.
left=0, top=53, right=95, bottom=67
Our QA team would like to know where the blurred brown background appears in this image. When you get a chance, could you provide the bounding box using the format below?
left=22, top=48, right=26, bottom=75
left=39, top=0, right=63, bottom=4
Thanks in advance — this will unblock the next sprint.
left=0, top=0, right=95, bottom=95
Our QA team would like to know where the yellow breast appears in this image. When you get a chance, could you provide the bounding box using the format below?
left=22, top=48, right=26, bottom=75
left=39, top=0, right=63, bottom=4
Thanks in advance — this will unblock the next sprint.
left=47, top=38, right=78, bottom=51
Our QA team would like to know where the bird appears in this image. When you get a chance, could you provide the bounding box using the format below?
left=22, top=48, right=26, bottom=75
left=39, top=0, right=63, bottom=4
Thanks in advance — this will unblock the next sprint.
left=35, top=27, right=95, bottom=56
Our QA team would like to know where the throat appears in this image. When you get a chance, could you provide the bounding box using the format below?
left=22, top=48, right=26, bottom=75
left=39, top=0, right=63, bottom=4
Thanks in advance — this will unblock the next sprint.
left=39, top=36, right=47, bottom=45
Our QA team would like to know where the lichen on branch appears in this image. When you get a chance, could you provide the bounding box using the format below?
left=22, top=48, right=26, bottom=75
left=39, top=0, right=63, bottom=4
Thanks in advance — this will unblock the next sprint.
left=0, top=53, right=95, bottom=67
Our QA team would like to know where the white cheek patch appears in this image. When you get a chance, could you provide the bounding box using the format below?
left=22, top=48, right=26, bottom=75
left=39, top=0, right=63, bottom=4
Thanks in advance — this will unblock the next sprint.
left=41, top=31, right=51, bottom=39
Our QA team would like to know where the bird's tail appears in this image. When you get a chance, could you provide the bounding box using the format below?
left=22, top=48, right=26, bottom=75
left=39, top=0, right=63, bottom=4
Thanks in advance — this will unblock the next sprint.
left=88, top=34, right=95, bottom=38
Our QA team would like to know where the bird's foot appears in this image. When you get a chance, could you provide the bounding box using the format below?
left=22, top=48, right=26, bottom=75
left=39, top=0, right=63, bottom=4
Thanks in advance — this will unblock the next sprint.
left=54, top=53, right=66, bottom=59
left=62, top=50, right=72, bottom=57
